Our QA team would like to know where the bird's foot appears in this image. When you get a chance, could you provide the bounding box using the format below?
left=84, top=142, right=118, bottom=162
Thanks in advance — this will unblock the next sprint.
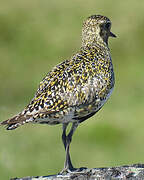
left=75, top=167, right=87, bottom=172
left=59, top=166, right=77, bottom=175
left=59, top=167, right=87, bottom=175
left=70, top=167, right=87, bottom=174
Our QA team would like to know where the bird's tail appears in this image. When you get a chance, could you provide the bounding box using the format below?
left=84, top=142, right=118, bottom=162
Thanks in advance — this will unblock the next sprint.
left=0, top=112, right=30, bottom=130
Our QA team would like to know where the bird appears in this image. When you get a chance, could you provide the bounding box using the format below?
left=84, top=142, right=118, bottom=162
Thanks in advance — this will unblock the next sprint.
left=0, top=15, right=116, bottom=172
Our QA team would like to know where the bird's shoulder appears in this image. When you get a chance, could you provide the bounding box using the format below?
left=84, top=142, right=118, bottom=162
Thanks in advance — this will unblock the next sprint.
left=24, top=45, right=111, bottom=116
left=36, top=46, right=105, bottom=96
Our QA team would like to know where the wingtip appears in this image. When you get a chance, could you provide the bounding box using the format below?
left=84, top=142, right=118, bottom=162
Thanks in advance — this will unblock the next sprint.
left=0, top=114, right=24, bottom=130
left=0, top=120, right=8, bottom=125
left=0, top=120, right=20, bottom=130
left=0, top=119, right=11, bottom=130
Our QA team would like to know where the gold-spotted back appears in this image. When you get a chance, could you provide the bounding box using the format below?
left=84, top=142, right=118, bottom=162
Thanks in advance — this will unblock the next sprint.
left=1, top=15, right=116, bottom=130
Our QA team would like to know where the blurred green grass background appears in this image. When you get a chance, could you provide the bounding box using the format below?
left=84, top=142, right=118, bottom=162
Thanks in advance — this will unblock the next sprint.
left=0, top=0, right=144, bottom=179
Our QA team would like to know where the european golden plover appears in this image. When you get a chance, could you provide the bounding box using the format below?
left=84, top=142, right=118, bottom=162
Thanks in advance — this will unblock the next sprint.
left=1, top=15, right=116, bottom=172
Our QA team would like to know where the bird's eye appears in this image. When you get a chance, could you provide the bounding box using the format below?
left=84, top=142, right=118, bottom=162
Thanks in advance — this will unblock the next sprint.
left=105, top=22, right=111, bottom=29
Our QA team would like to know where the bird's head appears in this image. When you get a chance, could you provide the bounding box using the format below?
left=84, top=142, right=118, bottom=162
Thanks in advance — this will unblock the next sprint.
left=82, top=15, right=116, bottom=47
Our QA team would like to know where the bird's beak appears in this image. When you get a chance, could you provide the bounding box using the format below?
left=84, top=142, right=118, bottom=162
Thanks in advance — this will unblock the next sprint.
left=109, top=31, right=117, bottom=38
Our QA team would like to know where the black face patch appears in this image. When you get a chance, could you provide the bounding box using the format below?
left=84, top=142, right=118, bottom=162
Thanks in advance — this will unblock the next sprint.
left=99, top=23, right=109, bottom=44
left=105, top=22, right=111, bottom=30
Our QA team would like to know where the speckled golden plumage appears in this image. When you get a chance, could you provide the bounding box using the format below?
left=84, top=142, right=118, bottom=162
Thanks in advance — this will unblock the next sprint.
left=1, top=15, right=116, bottom=171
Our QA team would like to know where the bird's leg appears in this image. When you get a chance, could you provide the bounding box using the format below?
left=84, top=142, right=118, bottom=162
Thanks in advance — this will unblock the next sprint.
left=61, top=122, right=78, bottom=173
left=64, top=122, right=78, bottom=171
left=62, top=123, right=73, bottom=172
left=62, top=123, right=68, bottom=150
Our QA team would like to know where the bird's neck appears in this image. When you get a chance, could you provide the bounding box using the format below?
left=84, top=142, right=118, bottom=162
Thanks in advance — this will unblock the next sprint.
left=82, top=35, right=109, bottom=50
left=81, top=41, right=110, bottom=54
left=80, top=38, right=111, bottom=64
